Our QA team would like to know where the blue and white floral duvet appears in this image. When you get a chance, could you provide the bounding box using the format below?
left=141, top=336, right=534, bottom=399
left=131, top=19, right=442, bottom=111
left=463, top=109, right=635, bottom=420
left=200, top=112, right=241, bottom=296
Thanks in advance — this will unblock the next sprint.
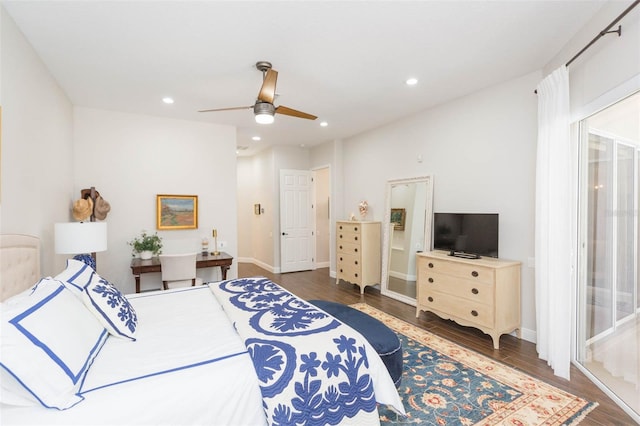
left=210, top=277, right=405, bottom=426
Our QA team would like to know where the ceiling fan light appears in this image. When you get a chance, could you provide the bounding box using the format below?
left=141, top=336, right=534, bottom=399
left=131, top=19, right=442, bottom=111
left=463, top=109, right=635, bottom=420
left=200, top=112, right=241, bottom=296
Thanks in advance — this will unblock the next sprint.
left=254, top=102, right=275, bottom=124
left=255, top=113, right=275, bottom=124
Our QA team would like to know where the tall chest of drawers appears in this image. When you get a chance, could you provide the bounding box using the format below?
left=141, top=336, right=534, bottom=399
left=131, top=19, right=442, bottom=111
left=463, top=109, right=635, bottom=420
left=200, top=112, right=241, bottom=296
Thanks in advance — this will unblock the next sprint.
left=416, top=251, right=521, bottom=349
left=336, top=221, right=381, bottom=294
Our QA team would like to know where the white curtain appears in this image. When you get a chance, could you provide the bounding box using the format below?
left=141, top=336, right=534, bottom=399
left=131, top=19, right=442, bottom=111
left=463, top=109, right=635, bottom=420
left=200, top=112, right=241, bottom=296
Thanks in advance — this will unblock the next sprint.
left=535, top=66, right=572, bottom=379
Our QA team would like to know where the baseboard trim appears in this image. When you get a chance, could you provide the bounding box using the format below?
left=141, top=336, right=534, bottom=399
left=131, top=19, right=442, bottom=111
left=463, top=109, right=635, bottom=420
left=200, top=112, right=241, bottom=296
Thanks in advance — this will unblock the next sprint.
left=238, top=258, right=279, bottom=273
left=520, top=327, right=536, bottom=344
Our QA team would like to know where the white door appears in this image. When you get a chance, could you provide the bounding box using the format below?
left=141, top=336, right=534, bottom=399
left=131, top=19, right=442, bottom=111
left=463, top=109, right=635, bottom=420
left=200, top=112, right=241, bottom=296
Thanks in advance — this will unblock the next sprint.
left=280, top=169, right=314, bottom=273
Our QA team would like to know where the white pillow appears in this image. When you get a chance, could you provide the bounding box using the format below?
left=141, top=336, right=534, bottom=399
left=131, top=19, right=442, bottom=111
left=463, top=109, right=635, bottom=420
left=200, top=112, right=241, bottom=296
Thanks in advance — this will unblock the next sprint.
left=82, top=273, right=138, bottom=341
left=54, top=258, right=94, bottom=296
left=0, top=278, right=108, bottom=409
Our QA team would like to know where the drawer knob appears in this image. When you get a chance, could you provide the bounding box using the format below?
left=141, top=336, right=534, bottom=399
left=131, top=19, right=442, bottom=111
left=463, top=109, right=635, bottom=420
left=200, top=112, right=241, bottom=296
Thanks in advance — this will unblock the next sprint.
left=355, top=248, right=358, bottom=253
left=354, top=236, right=358, bottom=241
left=339, top=257, right=343, bottom=261
left=428, top=277, right=434, bottom=283
left=339, top=245, right=343, bottom=250
left=428, top=296, right=434, bottom=302
left=355, top=273, right=358, bottom=277
left=355, top=260, right=358, bottom=265
left=471, top=288, right=479, bottom=294
left=340, top=268, right=343, bottom=273
left=471, top=310, right=478, bottom=317
left=471, top=271, right=479, bottom=277
left=339, top=225, right=343, bottom=230
left=339, top=235, right=343, bottom=239
left=354, top=227, right=358, bottom=232
left=428, top=262, right=434, bottom=268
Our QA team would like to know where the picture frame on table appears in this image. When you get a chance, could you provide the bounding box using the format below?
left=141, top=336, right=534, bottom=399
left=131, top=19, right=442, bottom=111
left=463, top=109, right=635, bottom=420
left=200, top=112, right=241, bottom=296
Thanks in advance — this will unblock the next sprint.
left=157, top=194, right=198, bottom=230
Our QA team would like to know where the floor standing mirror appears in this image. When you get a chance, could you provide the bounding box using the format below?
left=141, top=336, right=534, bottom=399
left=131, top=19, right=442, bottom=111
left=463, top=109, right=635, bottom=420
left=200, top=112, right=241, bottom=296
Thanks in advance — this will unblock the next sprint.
left=381, top=175, right=434, bottom=306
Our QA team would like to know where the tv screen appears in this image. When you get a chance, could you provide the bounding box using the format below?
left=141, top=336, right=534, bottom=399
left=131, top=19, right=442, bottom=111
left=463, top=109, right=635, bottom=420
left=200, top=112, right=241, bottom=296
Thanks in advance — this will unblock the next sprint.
left=432, top=213, right=499, bottom=258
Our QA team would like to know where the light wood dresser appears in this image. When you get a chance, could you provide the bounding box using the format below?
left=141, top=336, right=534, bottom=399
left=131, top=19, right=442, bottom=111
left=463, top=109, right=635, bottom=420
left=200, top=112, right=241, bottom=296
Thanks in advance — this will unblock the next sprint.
left=416, top=251, right=521, bottom=349
left=336, top=221, right=381, bottom=294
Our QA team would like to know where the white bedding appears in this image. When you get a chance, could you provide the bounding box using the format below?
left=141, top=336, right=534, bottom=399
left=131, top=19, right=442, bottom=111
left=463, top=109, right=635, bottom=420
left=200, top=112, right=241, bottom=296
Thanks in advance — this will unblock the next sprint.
left=1, top=286, right=267, bottom=426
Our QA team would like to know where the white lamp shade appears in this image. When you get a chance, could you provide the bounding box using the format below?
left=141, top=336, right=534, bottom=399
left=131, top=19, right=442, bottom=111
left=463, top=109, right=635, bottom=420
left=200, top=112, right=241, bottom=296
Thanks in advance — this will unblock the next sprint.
left=55, top=222, right=108, bottom=254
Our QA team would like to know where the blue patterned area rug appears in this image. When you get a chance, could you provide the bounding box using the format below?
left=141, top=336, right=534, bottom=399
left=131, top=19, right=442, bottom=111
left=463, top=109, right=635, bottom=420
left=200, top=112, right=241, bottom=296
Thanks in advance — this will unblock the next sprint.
left=350, top=303, right=598, bottom=425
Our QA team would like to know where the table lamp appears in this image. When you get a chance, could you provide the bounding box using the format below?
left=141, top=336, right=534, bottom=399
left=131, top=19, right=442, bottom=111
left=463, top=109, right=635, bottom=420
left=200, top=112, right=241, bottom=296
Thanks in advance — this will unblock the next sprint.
left=211, top=229, right=220, bottom=256
left=55, top=222, right=108, bottom=267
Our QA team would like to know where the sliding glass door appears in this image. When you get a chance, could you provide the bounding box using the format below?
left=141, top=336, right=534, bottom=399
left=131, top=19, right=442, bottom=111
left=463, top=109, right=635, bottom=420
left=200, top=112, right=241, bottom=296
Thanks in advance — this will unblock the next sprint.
left=576, top=91, right=639, bottom=420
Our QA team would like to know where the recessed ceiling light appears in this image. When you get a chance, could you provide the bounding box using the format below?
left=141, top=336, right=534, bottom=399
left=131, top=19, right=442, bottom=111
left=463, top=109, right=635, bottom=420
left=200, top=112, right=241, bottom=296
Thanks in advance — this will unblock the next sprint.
left=252, top=136, right=261, bottom=141
left=405, top=78, right=418, bottom=86
left=320, top=121, right=328, bottom=127
left=162, top=97, right=174, bottom=104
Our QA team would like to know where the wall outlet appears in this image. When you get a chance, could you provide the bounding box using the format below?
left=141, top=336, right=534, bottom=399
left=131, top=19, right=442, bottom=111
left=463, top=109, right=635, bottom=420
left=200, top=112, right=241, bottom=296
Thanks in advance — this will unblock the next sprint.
left=218, top=240, right=227, bottom=249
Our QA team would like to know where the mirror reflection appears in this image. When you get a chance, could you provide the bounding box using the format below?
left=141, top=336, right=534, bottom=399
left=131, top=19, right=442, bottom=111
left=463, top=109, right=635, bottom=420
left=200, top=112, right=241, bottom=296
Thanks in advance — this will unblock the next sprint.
left=381, top=176, right=433, bottom=305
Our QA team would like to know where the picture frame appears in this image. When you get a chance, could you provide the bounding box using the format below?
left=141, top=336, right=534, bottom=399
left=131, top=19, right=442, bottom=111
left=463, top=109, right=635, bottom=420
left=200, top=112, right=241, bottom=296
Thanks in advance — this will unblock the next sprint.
left=390, top=208, right=406, bottom=231
left=156, top=194, right=198, bottom=230
left=254, top=203, right=261, bottom=215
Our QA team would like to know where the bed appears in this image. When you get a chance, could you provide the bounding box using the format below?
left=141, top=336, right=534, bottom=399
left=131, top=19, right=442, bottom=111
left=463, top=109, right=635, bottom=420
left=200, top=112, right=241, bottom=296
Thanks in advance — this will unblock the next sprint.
left=0, top=234, right=405, bottom=425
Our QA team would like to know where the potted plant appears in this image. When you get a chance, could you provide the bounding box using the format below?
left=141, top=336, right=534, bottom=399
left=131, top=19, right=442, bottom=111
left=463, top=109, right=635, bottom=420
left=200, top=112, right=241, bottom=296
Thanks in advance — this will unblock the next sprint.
left=128, top=231, right=163, bottom=260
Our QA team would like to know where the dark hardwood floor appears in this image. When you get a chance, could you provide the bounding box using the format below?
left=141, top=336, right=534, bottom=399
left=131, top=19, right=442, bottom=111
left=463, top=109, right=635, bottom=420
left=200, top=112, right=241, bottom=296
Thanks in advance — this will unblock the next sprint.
left=237, top=263, right=637, bottom=425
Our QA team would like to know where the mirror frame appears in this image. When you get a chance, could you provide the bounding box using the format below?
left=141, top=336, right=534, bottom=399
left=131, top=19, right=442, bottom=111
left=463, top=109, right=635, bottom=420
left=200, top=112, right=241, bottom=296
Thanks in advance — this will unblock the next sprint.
left=380, top=175, right=434, bottom=306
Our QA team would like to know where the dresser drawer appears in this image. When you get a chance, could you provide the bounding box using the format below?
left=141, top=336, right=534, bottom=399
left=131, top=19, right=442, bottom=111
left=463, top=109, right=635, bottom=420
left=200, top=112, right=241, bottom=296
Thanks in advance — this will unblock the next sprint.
left=337, top=231, right=362, bottom=245
left=337, top=241, right=361, bottom=255
left=420, top=258, right=494, bottom=285
left=418, top=290, right=494, bottom=328
left=419, top=272, right=494, bottom=304
left=337, top=222, right=362, bottom=234
left=337, top=253, right=361, bottom=271
left=337, top=267, right=362, bottom=284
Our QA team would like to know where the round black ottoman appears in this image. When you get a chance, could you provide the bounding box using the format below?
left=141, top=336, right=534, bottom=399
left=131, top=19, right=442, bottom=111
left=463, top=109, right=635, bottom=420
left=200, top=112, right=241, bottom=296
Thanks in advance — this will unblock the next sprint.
left=308, top=300, right=402, bottom=387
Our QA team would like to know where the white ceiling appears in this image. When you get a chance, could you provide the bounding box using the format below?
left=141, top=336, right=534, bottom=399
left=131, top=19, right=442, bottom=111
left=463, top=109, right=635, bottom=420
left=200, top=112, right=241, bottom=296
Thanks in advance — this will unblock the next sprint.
left=3, top=0, right=606, bottom=156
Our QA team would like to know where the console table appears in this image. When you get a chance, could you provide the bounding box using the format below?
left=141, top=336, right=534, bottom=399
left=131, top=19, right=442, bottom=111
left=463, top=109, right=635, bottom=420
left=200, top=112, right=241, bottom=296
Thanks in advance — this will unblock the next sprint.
left=130, top=252, right=233, bottom=293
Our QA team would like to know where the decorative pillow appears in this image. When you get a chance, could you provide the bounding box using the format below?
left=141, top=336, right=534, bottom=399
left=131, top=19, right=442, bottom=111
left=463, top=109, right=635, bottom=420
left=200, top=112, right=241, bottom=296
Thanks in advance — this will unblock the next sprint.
left=81, top=273, right=138, bottom=341
left=54, top=258, right=95, bottom=296
left=72, top=253, right=96, bottom=272
left=0, top=278, right=108, bottom=409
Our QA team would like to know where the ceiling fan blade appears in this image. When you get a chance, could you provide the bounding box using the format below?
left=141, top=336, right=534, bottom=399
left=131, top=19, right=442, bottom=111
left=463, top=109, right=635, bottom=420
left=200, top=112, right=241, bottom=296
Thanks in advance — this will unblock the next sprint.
left=257, top=69, right=278, bottom=103
left=275, top=105, right=317, bottom=120
left=198, top=106, right=252, bottom=113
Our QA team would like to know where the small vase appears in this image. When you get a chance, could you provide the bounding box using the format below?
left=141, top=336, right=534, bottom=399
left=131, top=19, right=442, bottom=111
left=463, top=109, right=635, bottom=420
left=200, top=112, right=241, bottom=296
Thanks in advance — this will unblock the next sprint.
left=140, top=250, right=153, bottom=260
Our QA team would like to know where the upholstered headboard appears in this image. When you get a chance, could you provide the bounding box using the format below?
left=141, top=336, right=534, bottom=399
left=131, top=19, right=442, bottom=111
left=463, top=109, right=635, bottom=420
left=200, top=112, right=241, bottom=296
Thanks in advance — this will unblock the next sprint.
left=0, top=234, right=40, bottom=302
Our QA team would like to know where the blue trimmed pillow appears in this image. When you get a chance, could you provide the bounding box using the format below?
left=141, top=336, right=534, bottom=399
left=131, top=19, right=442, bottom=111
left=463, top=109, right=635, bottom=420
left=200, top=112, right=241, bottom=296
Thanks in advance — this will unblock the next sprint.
left=72, top=253, right=96, bottom=272
left=81, top=273, right=138, bottom=341
left=0, top=278, right=108, bottom=409
left=54, top=258, right=94, bottom=296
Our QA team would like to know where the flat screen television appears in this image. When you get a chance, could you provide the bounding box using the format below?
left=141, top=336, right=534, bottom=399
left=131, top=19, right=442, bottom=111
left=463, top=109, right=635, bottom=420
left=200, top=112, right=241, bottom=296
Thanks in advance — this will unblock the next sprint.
left=432, top=213, right=499, bottom=258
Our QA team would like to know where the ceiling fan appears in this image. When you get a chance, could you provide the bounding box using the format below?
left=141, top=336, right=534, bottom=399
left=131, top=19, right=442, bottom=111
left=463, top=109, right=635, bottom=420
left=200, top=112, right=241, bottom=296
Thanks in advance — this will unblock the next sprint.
left=199, top=61, right=317, bottom=124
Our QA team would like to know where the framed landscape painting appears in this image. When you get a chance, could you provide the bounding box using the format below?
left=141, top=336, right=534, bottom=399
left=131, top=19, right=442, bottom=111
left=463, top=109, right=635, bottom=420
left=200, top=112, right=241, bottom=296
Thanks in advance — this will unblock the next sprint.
left=157, top=194, right=198, bottom=230
left=390, top=208, right=406, bottom=231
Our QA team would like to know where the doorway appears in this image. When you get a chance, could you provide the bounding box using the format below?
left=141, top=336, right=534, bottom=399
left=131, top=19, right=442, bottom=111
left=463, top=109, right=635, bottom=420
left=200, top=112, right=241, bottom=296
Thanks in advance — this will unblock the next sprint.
left=576, top=91, right=639, bottom=420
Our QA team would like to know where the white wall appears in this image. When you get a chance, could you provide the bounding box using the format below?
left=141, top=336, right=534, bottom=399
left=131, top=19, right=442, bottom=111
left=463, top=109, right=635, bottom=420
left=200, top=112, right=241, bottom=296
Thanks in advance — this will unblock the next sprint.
left=73, top=107, right=237, bottom=294
left=237, top=155, right=254, bottom=260
left=314, top=166, right=330, bottom=266
left=0, top=7, right=74, bottom=276
left=310, top=140, right=343, bottom=275
left=341, top=70, right=541, bottom=338
left=237, top=148, right=275, bottom=269
left=543, top=1, right=640, bottom=119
